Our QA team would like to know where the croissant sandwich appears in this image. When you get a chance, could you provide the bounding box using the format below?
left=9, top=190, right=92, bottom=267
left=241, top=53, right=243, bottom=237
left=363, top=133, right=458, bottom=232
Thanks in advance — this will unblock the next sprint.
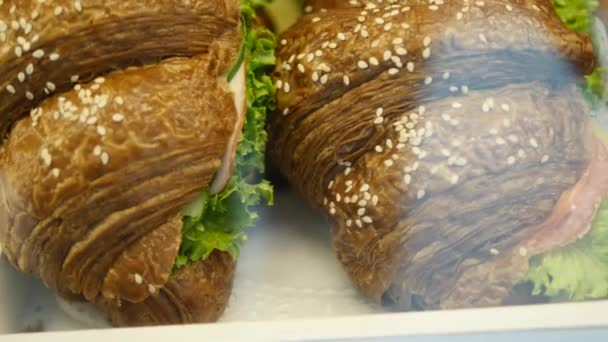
left=0, top=0, right=276, bottom=326
left=269, top=0, right=608, bottom=310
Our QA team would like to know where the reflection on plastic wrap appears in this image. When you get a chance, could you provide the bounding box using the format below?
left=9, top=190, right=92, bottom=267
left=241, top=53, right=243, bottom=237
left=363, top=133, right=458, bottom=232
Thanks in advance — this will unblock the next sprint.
left=269, top=0, right=608, bottom=312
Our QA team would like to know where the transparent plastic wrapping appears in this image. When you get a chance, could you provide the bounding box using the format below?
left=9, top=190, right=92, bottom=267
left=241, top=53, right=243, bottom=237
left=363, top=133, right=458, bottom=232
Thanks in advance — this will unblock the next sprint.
left=269, top=0, right=608, bottom=311
left=0, top=0, right=608, bottom=336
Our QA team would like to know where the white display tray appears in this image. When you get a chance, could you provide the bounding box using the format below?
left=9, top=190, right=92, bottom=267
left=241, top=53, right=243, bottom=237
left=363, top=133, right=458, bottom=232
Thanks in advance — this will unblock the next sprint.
left=1, top=190, right=608, bottom=341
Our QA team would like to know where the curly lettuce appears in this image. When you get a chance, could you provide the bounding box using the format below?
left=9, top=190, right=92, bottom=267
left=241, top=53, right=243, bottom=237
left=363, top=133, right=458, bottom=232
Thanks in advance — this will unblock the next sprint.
left=554, top=0, right=599, bottom=33
left=525, top=201, right=608, bottom=300
left=175, top=0, right=276, bottom=268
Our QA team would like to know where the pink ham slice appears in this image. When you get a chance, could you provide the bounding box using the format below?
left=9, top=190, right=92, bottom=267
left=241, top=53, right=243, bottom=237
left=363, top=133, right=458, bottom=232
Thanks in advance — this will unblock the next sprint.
left=526, top=135, right=608, bottom=255
left=210, top=62, right=247, bottom=194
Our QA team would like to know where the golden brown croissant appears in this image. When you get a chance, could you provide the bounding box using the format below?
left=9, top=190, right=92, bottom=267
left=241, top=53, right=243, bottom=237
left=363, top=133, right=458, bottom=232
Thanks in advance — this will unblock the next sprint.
left=269, top=0, right=608, bottom=310
left=0, top=0, right=275, bottom=326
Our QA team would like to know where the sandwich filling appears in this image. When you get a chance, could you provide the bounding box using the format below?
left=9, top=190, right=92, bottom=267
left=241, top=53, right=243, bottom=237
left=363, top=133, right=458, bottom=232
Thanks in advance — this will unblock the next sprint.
left=522, top=0, right=608, bottom=301
left=175, top=0, right=276, bottom=268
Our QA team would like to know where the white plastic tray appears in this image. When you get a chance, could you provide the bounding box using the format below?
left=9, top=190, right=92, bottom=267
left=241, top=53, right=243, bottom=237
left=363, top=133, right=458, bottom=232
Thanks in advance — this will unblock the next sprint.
left=1, top=190, right=608, bottom=341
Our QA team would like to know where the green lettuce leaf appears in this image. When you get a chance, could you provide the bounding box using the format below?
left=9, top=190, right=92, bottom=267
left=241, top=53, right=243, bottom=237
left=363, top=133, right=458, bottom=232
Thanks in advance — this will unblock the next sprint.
left=554, top=0, right=599, bottom=33
left=175, top=0, right=276, bottom=268
left=554, top=0, right=604, bottom=100
left=524, top=201, right=608, bottom=300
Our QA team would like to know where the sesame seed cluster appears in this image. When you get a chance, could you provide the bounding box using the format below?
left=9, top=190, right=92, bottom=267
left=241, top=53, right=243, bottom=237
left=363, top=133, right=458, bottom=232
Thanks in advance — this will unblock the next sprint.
left=269, top=0, right=595, bottom=309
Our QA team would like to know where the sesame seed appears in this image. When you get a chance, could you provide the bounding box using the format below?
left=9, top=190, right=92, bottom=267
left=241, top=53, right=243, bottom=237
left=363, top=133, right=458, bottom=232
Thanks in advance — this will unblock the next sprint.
left=355, top=219, right=363, bottom=228
left=519, top=247, right=528, bottom=257
left=134, top=273, right=143, bottom=284
left=329, top=207, right=336, bottom=215
left=529, top=138, right=539, bottom=148
left=507, top=156, right=516, bottom=165
left=501, top=104, right=510, bottom=112
left=404, top=174, right=411, bottom=185
left=71, top=75, right=79, bottom=82
left=312, top=72, right=319, bottom=82
left=283, top=82, right=290, bottom=93
left=32, top=49, right=44, bottom=58
left=417, top=190, right=426, bottom=199
left=490, top=248, right=500, bottom=255
left=357, top=208, right=366, bottom=216
left=101, top=152, right=110, bottom=165
left=97, top=126, right=107, bottom=136
left=443, top=72, right=450, bottom=80
left=424, top=77, right=432, bottom=85
left=320, top=74, right=328, bottom=84
left=422, top=48, right=431, bottom=59
left=5, top=85, right=15, bottom=94
left=357, top=60, right=369, bottom=69
left=93, top=145, right=102, bottom=156
left=388, top=68, right=399, bottom=75
left=384, top=160, right=394, bottom=167
left=461, top=85, right=469, bottom=94
left=450, top=86, right=458, bottom=92
left=54, top=6, right=63, bottom=15
left=25, top=91, right=34, bottom=100
left=541, top=155, right=550, bottom=163
left=114, top=96, right=124, bottom=105
left=406, top=62, right=415, bottom=72
left=479, top=33, right=488, bottom=44
left=396, top=47, right=407, bottom=56
left=456, top=12, right=463, bottom=20
left=452, top=102, right=462, bottom=109
left=376, top=107, right=384, bottom=116
left=338, top=32, right=346, bottom=41
left=46, top=82, right=56, bottom=92
left=429, top=5, right=439, bottom=11
left=392, top=38, right=403, bottom=45
left=343, top=75, right=350, bottom=86
left=423, top=36, right=432, bottom=46
left=506, top=4, right=513, bottom=11
left=371, top=195, right=379, bottom=206
left=383, top=50, right=392, bottom=61
left=14, top=46, right=22, bottom=57
left=49, top=53, right=60, bottom=61
left=51, top=168, right=60, bottom=178
left=112, top=113, right=124, bottom=122
left=346, top=219, right=352, bottom=227
left=517, top=149, right=526, bottom=158
left=450, top=174, right=460, bottom=184
left=369, top=57, right=379, bottom=66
